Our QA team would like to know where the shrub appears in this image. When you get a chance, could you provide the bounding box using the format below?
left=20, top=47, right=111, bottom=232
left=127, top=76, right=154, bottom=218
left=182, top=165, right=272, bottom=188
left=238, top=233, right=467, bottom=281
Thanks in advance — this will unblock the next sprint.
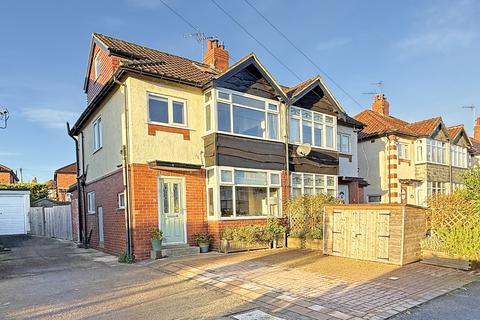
left=285, top=193, right=340, bottom=238
left=420, top=235, right=444, bottom=251
left=220, top=225, right=273, bottom=244
left=194, top=232, right=212, bottom=244
left=0, top=183, right=49, bottom=203
left=266, top=217, right=286, bottom=235
left=118, top=252, right=136, bottom=264
left=149, top=227, right=163, bottom=240
left=306, top=225, right=323, bottom=240
left=437, top=226, right=480, bottom=261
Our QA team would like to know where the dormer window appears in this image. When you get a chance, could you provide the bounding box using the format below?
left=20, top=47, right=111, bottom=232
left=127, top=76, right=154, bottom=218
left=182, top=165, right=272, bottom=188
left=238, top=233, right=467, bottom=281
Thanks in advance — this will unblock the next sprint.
left=94, top=52, right=101, bottom=79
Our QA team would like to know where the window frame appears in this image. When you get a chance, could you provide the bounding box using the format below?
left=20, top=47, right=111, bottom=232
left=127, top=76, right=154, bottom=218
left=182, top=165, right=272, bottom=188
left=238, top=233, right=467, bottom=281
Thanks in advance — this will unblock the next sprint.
left=147, top=92, right=188, bottom=128
left=94, top=52, right=101, bottom=79
left=368, top=195, right=382, bottom=203
left=416, top=138, right=446, bottom=165
left=208, top=88, right=281, bottom=142
left=397, top=142, right=410, bottom=160
left=87, top=191, right=96, bottom=214
left=451, top=144, right=468, bottom=168
left=206, top=166, right=282, bottom=220
left=93, top=117, right=103, bottom=153
left=337, top=132, right=351, bottom=154
left=290, top=172, right=337, bottom=198
left=118, top=192, right=125, bottom=209
left=289, top=106, right=337, bottom=151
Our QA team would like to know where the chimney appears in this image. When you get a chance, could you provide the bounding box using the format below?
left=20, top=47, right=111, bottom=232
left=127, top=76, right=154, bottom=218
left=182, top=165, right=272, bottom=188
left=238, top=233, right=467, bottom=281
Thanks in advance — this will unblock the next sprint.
left=372, top=94, right=390, bottom=116
left=474, top=116, right=480, bottom=140
left=203, top=39, right=229, bottom=71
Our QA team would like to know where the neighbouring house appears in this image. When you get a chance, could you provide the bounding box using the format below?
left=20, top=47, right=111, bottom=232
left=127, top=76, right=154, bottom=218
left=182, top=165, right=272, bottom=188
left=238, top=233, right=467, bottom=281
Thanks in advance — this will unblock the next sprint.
left=69, top=33, right=366, bottom=260
left=53, top=163, right=77, bottom=202
left=355, top=94, right=473, bottom=205
left=0, top=164, right=19, bottom=184
left=469, top=117, right=480, bottom=166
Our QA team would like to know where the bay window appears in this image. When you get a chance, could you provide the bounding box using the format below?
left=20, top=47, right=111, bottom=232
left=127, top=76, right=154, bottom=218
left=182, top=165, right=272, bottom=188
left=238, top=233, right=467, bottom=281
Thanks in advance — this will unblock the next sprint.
left=207, top=167, right=282, bottom=219
left=427, top=181, right=446, bottom=195
left=289, top=106, right=336, bottom=150
left=416, top=139, right=446, bottom=164
left=207, top=89, right=280, bottom=140
left=451, top=145, right=467, bottom=168
left=291, top=172, right=337, bottom=197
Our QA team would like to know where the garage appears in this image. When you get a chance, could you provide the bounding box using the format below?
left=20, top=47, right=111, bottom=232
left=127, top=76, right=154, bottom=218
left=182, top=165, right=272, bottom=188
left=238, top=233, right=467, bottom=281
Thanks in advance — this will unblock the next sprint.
left=323, top=204, right=427, bottom=265
left=0, top=190, right=30, bottom=235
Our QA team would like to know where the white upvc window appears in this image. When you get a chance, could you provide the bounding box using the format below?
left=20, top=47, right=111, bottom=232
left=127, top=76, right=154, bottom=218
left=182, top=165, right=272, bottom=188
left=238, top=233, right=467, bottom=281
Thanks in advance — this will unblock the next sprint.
left=209, top=88, right=280, bottom=141
left=290, top=172, right=337, bottom=197
left=118, top=192, right=125, bottom=209
left=206, top=166, right=282, bottom=220
left=93, top=117, right=103, bottom=152
left=289, top=106, right=336, bottom=151
left=87, top=191, right=96, bottom=214
left=416, top=138, right=446, bottom=164
left=148, top=93, right=187, bottom=126
left=337, top=133, right=350, bottom=154
left=427, top=181, right=446, bottom=195
left=451, top=145, right=468, bottom=168
left=397, top=142, right=410, bottom=160
left=94, top=52, right=101, bottom=79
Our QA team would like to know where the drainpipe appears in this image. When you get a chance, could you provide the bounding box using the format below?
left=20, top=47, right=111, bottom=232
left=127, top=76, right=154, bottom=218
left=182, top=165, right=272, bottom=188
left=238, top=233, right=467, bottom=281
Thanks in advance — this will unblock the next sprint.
left=67, top=122, right=83, bottom=243
left=114, top=77, right=133, bottom=257
left=284, top=99, right=291, bottom=228
left=81, top=132, right=88, bottom=246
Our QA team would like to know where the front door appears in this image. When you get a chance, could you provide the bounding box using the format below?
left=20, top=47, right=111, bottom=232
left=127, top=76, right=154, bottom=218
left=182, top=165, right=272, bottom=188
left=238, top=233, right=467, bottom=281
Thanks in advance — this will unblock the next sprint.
left=158, top=177, right=185, bottom=244
left=338, top=184, right=349, bottom=204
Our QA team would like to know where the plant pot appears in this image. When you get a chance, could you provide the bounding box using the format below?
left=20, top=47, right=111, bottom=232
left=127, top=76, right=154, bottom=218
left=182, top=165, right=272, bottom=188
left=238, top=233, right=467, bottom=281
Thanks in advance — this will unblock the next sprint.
left=305, top=239, right=323, bottom=250
left=199, top=243, right=209, bottom=253
left=287, top=237, right=303, bottom=249
left=151, top=239, right=162, bottom=251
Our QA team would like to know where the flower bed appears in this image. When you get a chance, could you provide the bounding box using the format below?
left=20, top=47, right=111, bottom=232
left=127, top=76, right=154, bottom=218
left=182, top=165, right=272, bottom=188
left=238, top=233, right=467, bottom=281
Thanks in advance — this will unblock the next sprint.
left=421, top=249, right=473, bottom=271
left=220, top=239, right=271, bottom=253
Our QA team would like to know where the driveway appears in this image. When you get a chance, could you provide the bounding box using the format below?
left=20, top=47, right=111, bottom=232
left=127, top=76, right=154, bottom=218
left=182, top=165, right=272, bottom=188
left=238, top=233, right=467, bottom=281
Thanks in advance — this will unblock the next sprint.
left=0, top=236, right=256, bottom=320
left=1, top=237, right=478, bottom=320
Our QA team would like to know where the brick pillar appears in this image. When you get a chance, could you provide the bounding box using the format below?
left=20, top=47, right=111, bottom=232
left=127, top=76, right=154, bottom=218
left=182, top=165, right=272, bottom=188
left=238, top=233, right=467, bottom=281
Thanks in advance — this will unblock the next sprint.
left=387, top=135, right=400, bottom=203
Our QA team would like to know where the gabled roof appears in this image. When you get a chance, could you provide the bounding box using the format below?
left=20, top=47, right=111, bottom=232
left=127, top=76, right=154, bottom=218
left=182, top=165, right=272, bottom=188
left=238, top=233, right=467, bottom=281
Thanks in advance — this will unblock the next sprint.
left=55, top=163, right=77, bottom=175
left=448, top=125, right=464, bottom=141
left=407, top=117, right=442, bottom=137
left=0, top=164, right=19, bottom=182
left=85, top=33, right=219, bottom=90
left=354, top=109, right=417, bottom=139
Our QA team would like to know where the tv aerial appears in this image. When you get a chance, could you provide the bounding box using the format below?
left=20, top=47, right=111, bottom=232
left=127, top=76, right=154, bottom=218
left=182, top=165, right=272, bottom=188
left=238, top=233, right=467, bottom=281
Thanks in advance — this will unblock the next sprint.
left=184, top=32, right=216, bottom=57
left=362, top=81, right=384, bottom=95
left=296, top=143, right=312, bottom=157
left=0, top=107, right=9, bottom=129
left=462, top=104, right=476, bottom=127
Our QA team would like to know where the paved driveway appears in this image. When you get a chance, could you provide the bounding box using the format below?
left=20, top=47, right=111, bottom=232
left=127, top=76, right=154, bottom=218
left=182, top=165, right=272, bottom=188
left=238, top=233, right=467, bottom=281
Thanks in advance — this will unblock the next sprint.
left=1, top=237, right=478, bottom=320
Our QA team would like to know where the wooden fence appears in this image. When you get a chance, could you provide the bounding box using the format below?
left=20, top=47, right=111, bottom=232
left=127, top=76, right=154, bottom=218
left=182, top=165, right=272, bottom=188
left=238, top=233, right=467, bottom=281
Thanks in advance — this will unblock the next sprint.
left=29, top=205, right=73, bottom=240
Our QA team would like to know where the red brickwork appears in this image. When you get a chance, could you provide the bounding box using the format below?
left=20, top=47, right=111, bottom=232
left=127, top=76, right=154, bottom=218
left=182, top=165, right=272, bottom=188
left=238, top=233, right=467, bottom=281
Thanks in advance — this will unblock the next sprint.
left=86, top=43, right=121, bottom=104
left=0, top=172, right=15, bottom=184
left=129, top=163, right=207, bottom=260
left=56, top=172, right=77, bottom=201
left=83, top=169, right=126, bottom=256
left=147, top=124, right=190, bottom=140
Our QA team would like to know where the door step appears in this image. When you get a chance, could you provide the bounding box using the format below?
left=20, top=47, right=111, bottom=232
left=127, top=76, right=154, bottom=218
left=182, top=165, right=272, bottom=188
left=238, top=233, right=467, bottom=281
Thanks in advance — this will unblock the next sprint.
left=160, top=244, right=200, bottom=258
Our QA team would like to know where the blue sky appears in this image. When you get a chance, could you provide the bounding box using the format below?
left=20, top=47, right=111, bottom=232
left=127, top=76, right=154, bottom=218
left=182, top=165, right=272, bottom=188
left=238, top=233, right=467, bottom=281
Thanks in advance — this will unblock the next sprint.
left=1, top=0, right=479, bottom=182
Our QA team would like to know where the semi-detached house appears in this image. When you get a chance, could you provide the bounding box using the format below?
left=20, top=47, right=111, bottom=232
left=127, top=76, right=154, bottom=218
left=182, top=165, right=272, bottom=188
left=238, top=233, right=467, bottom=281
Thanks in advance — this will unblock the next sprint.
left=355, top=94, right=473, bottom=206
left=69, top=33, right=366, bottom=260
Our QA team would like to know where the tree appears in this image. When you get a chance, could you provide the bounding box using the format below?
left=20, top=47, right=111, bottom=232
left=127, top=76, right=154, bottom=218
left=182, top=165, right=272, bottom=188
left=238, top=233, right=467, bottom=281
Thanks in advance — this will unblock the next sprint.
left=0, top=183, right=49, bottom=203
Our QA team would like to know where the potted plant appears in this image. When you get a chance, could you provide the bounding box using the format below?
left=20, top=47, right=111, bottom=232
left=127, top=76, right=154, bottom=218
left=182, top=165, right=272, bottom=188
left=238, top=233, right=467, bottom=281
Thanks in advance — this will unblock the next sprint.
left=149, top=227, right=163, bottom=251
left=267, top=217, right=287, bottom=248
left=194, top=232, right=212, bottom=253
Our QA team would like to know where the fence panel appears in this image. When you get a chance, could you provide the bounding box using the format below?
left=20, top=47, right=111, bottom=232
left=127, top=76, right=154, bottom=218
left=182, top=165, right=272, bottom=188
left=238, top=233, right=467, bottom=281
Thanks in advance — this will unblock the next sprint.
left=29, top=205, right=72, bottom=240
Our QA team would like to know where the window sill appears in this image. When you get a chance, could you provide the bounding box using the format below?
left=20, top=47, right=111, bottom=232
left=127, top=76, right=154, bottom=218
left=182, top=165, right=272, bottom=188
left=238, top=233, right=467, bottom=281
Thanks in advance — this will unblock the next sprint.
left=87, top=211, right=96, bottom=215
left=216, top=216, right=280, bottom=221
left=147, top=123, right=191, bottom=140
left=93, top=147, right=102, bottom=155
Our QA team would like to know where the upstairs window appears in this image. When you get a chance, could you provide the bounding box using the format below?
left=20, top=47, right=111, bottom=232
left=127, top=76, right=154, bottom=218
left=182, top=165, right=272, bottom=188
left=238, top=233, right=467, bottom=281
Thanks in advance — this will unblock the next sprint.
left=94, top=53, right=101, bottom=79
left=397, top=142, right=410, bottom=160
left=451, top=145, right=468, bottom=168
left=215, top=89, right=280, bottom=141
left=289, top=106, right=336, bottom=150
left=148, top=94, right=186, bottom=126
left=93, top=118, right=102, bottom=152
left=118, top=192, right=125, bottom=209
left=416, top=139, right=446, bottom=164
left=337, top=133, right=351, bottom=154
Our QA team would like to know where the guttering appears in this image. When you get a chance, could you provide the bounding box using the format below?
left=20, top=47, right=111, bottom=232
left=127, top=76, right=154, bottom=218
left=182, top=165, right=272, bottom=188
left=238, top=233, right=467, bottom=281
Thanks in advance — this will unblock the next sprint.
left=67, top=122, right=84, bottom=243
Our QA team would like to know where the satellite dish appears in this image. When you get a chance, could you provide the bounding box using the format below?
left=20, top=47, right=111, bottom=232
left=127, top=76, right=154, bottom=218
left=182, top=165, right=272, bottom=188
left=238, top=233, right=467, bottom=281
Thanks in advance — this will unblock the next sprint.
left=296, top=143, right=312, bottom=157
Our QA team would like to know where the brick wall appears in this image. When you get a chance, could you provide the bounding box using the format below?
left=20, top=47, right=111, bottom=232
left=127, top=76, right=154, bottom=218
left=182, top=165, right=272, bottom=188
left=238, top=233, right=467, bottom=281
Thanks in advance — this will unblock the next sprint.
left=86, top=43, right=121, bottom=105
left=56, top=172, right=77, bottom=201
left=83, top=169, right=126, bottom=256
left=129, top=163, right=207, bottom=260
left=0, top=171, right=15, bottom=184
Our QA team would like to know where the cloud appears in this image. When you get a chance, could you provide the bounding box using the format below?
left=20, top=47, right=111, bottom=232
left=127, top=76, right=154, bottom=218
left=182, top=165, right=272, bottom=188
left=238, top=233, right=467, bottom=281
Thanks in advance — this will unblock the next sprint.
left=22, top=108, right=79, bottom=129
left=316, top=37, right=351, bottom=51
left=397, top=30, right=476, bottom=54
left=0, top=152, right=21, bottom=157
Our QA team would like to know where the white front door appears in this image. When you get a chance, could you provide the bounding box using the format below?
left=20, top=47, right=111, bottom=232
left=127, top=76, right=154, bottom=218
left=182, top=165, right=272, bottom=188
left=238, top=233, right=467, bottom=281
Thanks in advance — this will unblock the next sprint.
left=98, top=206, right=104, bottom=246
left=158, top=177, right=186, bottom=244
left=338, top=185, right=349, bottom=204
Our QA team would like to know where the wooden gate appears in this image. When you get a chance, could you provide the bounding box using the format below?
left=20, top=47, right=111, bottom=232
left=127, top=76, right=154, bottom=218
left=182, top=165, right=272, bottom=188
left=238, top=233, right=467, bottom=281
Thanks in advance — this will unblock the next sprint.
left=29, top=205, right=72, bottom=240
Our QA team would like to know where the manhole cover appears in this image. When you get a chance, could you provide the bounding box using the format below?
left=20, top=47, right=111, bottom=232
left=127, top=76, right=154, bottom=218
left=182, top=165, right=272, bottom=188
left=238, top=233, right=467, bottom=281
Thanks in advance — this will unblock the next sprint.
left=232, top=310, right=284, bottom=320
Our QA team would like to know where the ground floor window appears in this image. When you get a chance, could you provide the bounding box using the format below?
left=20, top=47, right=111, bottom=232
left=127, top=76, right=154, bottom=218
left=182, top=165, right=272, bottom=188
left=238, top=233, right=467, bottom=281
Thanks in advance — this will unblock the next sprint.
left=291, top=172, right=337, bottom=197
left=415, top=181, right=447, bottom=206
left=427, top=181, right=446, bottom=196
left=206, top=167, right=282, bottom=220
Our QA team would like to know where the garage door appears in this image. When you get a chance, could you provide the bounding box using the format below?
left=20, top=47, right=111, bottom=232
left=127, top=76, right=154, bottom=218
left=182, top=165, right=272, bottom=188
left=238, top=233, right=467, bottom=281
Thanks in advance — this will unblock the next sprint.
left=0, top=195, right=26, bottom=235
